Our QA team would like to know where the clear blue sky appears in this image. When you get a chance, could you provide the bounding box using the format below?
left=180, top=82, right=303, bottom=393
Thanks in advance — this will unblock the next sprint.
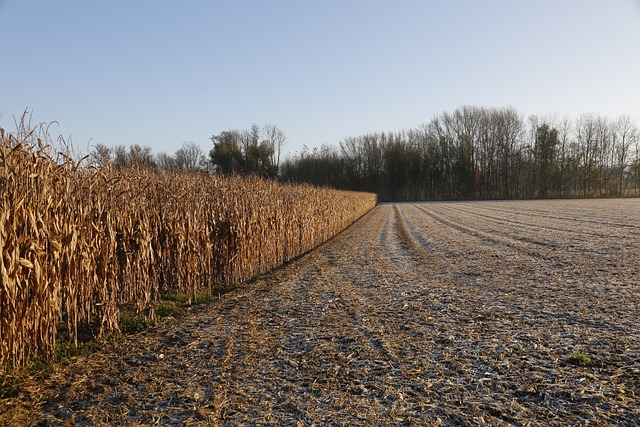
left=1, top=0, right=639, bottom=158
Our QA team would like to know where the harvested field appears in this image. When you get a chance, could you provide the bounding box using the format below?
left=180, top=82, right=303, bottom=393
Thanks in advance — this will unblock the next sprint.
left=2, top=198, right=639, bottom=426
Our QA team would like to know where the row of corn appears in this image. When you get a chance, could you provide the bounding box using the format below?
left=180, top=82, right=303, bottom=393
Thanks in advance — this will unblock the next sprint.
left=0, top=129, right=377, bottom=367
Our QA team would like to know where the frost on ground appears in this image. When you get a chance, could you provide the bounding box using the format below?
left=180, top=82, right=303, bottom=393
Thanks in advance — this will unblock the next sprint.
left=2, top=199, right=639, bottom=426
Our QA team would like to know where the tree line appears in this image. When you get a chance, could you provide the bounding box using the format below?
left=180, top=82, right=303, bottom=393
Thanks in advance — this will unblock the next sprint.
left=91, top=123, right=287, bottom=178
left=280, top=106, right=640, bottom=201
left=90, top=107, right=640, bottom=201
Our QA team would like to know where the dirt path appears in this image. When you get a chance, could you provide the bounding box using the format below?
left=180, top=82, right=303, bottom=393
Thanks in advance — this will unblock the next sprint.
left=2, top=199, right=639, bottom=426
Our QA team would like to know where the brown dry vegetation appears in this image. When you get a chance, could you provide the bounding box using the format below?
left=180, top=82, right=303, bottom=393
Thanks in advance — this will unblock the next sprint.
left=0, top=128, right=376, bottom=367
left=2, top=198, right=639, bottom=426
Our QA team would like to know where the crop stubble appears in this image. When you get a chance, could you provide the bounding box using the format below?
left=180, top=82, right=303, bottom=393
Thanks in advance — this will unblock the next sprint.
left=2, top=199, right=639, bottom=426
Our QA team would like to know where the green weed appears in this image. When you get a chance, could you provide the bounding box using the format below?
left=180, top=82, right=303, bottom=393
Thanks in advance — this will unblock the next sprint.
left=569, top=351, right=592, bottom=367
left=119, top=309, right=151, bottom=334
left=0, top=372, right=19, bottom=399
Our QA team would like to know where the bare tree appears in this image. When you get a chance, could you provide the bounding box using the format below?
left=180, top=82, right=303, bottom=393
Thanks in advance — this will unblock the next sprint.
left=113, top=145, right=128, bottom=170
left=493, top=107, right=523, bottom=199
left=575, top=113, right=599, bottom=196
left=156, top=151, right=176, bottom=172
left=633, top=133, right=640, bottom=194
left=91, top=143, right=112, bottom=168
left=127, top=144, right=156, bottom=170
left=174, top=141, right=205, bottom=172
left=262, top=124, right=287, bottom=176
left=556, top=116, right=572, bottom=197
left=613, top=115, right=638, bottom=195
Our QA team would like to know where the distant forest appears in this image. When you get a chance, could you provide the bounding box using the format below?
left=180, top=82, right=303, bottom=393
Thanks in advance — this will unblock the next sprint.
left=91, top=106, right=640, bottom=202
left=281, top=106, right=640, bottom=201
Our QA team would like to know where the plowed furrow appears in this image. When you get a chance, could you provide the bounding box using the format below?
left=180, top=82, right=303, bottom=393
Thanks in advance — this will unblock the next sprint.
left=463, top=200, right=640, bottom=234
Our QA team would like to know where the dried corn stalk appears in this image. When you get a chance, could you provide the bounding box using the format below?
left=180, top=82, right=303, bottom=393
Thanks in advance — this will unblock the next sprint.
left=0, top=128, right=376, bottom=367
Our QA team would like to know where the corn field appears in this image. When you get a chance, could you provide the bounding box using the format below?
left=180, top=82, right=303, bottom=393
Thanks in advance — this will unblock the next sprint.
left=0, top=128, right=376, bottom=368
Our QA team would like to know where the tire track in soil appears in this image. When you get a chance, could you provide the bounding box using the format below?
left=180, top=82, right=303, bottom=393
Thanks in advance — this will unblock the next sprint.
left=413, top=202, right=637, bottom=287
left=396, top=204, right=543, bottom=283
left=432, top=203, right=638, bottom=256
left=410, top=203, right=627, bottom=289
left=438, top=203, right=618, bottom=241
left=407, top=202, right=638, bottom=324
left=413, top=203, right=561, bottom=261
left=437, top=203, right=639, bottom=270
left=2, top=201, right=639, bottom=426
left=463, top=200, right=640, bottom=234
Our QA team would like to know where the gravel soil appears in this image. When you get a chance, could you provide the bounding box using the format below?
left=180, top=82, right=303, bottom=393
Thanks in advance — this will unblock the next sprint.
left=2, top=199, right=639, bottom=426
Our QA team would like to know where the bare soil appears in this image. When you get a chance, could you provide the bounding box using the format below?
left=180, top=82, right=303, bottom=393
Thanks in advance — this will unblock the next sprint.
left=2, top=199, right=639, bottom=426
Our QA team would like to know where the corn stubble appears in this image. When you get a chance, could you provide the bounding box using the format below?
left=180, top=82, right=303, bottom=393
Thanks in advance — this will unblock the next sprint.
left=0, top=128, right=376, bottom=367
